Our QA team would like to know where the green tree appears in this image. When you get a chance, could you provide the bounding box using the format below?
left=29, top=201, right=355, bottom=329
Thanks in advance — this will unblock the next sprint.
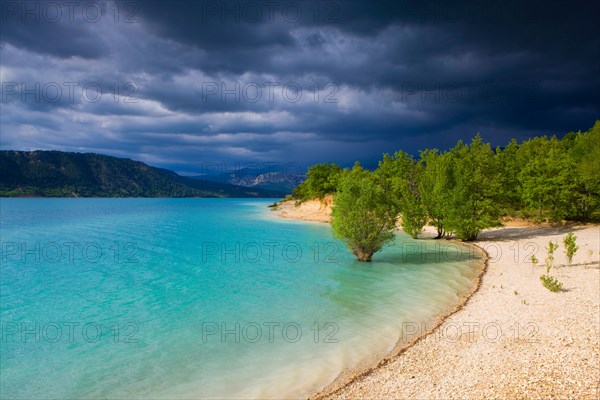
left=495, top=138, right=522, bottom=211
left=292, top=163, right=342, bottom=200
left=568, top=121, right=600, bottom=219
left=377, top=151, right=426, bottom=239
left=331, top=164, right=397, bottom=262
left=518, top=136, right=576, bottom=221
left=419, top=149, right=453, bottom=238
left=446, top=135, right=502, bottom=241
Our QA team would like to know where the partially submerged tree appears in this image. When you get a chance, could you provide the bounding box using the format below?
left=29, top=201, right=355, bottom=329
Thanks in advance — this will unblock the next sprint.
left=331, top=164, right=397, bottom=262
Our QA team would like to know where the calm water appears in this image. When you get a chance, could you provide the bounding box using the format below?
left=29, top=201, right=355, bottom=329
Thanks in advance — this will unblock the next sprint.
left=0, top=199, right=482, bottom=399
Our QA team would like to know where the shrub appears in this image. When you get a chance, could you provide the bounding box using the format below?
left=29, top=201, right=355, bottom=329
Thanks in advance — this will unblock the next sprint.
left=540, top=274, right=563, bottom=292
left=563, top=232, right=579, bottom=265
left=545, top=241, right=559, bottom=273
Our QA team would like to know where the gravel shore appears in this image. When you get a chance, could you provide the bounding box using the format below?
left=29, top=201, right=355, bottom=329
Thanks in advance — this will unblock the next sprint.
left=273, top=200, right=599, bottom=398
left=314, top=224, right=600, bottom=399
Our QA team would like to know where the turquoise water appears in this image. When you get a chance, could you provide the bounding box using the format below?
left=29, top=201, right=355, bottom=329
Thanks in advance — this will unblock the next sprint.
left=0, top=199, right=482, bottom=399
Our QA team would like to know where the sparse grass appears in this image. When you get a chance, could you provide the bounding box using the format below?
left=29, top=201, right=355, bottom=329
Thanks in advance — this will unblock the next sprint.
left=530, top=255, right=538, bottom=265
left=530, top=254, right=539, bottom=274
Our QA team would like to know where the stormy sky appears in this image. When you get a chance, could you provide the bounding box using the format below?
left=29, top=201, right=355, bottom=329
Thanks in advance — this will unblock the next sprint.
left=1, top=0, right=599, bottom=174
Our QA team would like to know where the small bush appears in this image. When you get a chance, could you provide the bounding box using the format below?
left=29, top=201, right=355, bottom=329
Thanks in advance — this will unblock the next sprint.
left=545, top=241, right=559, bottom=273
left=540, top=274, right=563, bottom=292
left=563, top=232, right=579, bottom=265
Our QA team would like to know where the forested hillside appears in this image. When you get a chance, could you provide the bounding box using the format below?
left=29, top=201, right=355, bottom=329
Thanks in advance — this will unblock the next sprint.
left=0, top=151, right=284, bottom=198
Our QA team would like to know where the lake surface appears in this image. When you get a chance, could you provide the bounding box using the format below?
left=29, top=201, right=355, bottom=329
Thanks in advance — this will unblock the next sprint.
left=0, top=198, right=482, bottom=399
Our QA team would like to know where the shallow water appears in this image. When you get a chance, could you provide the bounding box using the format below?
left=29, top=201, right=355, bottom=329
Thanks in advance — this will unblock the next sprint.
left=0, top=198, right=482, bottom=399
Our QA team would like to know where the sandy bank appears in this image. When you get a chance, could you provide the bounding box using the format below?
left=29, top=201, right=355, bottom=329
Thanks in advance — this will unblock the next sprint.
left=273, top=196, right=332, bottom=223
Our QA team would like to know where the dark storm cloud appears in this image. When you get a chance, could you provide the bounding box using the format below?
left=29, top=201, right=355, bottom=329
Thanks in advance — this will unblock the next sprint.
left=0, top=1, right=110, bottom=59
left=1, top=0, right=599, bottom=171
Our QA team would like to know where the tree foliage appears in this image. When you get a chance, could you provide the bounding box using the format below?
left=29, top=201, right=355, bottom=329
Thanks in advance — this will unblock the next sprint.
left=418, top=149, right=453, bottom=238
left=445, top=135, right=502, bottom=240
left=295, top=120, right=600, bottom=254
left=377, top=151, right=426, bottom=238
left=517, top=137, right=577, bottom=221
left=568, top=121, right=600, bottom=219
left=292, top=163, right=342, bottom=200
left=331, top=164, right=397, bottom=262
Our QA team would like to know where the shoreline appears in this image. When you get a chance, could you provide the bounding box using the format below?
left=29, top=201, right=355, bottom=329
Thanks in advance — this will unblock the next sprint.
left=309, top=240, right=489, bottom=399
left=270, top=200, right=600, bottom=399
left=272, top=199, right=490, bottom=397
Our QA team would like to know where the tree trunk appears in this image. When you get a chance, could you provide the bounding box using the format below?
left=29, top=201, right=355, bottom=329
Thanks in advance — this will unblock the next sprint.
left=435, top=225, right=443, bottom=239
left=354, top=249, right=373, bottom=262
left=465, top=233, right=478, bottom=241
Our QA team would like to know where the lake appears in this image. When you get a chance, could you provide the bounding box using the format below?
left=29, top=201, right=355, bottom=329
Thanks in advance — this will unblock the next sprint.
left=0, top=198, right=482, bottom=399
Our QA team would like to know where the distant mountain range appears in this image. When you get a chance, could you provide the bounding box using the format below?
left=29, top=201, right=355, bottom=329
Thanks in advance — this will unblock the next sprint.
left=0, top=151, right=287, bottom=198
left=191, top=166, right=305, bottom=194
